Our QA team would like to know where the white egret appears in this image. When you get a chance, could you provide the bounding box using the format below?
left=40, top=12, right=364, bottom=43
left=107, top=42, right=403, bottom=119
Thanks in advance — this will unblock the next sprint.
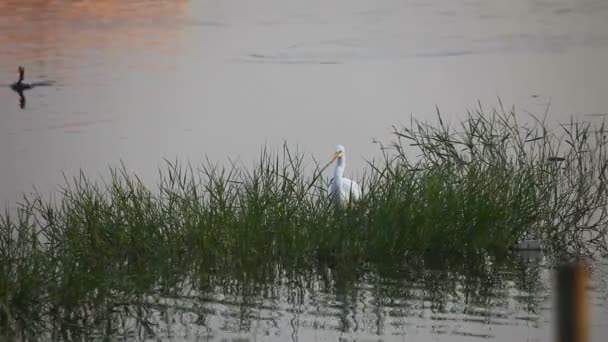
left=329, top=145, right=362, bottom=208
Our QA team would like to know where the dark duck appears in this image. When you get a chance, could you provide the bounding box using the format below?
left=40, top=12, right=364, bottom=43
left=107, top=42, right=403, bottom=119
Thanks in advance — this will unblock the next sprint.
left=9, top=66, right=54, bottom=109
left=11, top=66, right=32, bottom=91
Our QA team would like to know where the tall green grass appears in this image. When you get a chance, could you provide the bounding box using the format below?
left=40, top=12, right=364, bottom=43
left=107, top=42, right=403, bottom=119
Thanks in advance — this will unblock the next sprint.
left=1, top=106, right=607, bottom=339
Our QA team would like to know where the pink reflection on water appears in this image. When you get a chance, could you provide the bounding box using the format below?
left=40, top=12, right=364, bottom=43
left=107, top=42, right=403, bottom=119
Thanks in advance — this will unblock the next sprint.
left=0, top=0, right=189, bottom=64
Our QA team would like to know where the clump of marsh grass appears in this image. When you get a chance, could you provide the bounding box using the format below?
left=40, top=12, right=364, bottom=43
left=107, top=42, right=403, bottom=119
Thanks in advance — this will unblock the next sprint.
left=1, top=104, right=607, bottom=339
left=383, top=103, right=608, bottom=256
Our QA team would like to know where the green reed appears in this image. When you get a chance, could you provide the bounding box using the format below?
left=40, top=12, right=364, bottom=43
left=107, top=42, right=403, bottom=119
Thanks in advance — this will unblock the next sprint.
left=1, top=105, right=607, bottom=339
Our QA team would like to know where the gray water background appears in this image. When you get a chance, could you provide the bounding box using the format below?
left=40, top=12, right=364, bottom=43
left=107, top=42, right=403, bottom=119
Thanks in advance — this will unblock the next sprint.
left=1, top=1, right=608, bottom=340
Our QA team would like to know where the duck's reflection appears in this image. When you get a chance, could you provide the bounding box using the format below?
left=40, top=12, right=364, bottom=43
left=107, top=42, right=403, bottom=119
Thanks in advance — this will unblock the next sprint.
left=9, top=66, right=54, bottom=109
left=15, top=88, right=25, bottom=109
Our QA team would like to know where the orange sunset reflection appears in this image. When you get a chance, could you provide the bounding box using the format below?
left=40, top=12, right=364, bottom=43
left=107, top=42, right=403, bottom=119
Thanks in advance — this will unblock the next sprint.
left=0, top=0, right=189, bottom=64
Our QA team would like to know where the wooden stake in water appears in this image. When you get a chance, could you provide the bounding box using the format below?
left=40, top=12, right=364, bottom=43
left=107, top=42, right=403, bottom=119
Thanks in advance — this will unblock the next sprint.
left=557, top=259, right=589, bottom=342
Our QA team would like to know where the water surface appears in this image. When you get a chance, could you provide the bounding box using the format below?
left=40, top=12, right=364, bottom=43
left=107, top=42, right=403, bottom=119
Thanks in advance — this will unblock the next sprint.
left=2, top=0, right=608, bottom=205
left=1, top=0, right=608, bottom=340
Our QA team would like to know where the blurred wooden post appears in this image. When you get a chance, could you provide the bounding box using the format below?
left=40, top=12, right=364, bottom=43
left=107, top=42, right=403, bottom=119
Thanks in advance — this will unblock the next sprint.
left=557, top=259, right=589, bottom=342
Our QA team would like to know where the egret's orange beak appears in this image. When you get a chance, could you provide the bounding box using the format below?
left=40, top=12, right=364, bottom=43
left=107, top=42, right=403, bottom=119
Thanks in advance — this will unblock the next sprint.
left=331, top=151, right=342, bottom=162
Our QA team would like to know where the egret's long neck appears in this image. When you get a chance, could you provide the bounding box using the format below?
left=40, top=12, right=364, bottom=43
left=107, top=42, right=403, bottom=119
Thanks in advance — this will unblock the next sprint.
left=334, top=156, right=345, bottom=180
left=18, top=70, right=24, bottom=83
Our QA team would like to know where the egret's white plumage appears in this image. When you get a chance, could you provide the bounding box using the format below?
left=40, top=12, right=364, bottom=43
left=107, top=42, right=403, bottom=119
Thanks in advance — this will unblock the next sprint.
left=329, top=145, right=361, bottom=208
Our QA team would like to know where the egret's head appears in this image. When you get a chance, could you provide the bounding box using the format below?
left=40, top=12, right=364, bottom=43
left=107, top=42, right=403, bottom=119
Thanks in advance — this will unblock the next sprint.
left=18, top=66, right=24, bottom=74
left=331, top=144, right=345, bottom=162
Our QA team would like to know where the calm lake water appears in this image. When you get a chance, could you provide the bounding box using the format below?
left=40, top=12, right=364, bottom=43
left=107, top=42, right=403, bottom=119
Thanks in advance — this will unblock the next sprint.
left=1, top=0, right=608, bottom=340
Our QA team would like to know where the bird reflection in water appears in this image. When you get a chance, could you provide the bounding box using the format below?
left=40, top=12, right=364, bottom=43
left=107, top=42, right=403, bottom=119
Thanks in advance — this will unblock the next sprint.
left=9, top=66, right=54, bottom=109
left=15, top=88, right=26, bottom=109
